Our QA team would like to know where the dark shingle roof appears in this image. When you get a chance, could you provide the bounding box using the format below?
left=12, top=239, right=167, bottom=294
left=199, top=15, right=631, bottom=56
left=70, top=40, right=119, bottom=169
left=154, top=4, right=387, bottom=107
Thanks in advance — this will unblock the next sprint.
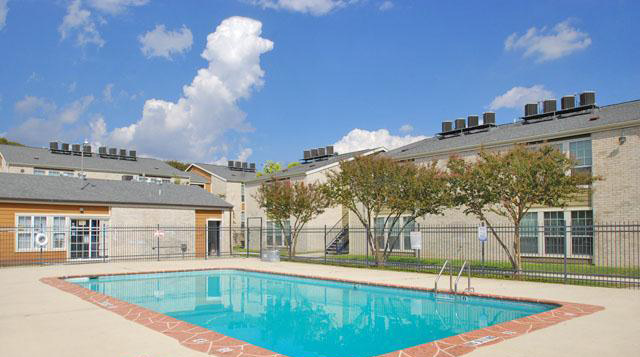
left=0, top=144, right=191, bottom=179
left=182, top=170, right=208, bottom=184
left=0, top=173, right=232, bottom=209
left=249, top=148, right=383, bottom=182
left=191, top=163, right=258, bottom=183
left=386, top=100, right=640, bottom=159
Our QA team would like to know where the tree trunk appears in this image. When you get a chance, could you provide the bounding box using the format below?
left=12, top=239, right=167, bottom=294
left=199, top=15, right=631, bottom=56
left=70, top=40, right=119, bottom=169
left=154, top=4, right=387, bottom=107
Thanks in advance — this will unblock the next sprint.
left=512, top=224, right=522, bottom=276
left=484, top=218, right=518, bottom=273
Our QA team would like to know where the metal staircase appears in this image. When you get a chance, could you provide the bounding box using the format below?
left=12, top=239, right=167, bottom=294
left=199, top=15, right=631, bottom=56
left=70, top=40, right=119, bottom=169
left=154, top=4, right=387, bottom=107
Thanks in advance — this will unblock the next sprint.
left=325, top=214, right=350, bottom=255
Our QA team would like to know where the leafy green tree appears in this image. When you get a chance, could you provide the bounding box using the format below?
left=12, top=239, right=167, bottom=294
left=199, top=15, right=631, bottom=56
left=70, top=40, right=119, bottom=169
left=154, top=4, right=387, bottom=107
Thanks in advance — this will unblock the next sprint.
left=287, top=161, right=300, bottom=168
left=256, top=160, right=282, bottom=177
left=255, top=179, right=328, bottom=256
left=0, top=138, right=24, bottom=146
left=447, top=145, right=596, bottom=273
left=324, top=155, right=449, bottom=265
left=165, top=160, right=189, bottom=171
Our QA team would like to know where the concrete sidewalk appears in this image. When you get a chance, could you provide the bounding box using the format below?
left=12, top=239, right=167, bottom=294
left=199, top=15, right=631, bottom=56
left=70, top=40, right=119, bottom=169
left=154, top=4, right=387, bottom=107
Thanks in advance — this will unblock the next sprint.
left=0, top=258, right=638, bottom=357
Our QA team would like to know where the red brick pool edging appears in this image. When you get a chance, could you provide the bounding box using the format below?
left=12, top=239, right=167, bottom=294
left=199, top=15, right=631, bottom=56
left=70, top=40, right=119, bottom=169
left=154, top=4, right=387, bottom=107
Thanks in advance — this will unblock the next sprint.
left=40, top=268, right=604, bottom=357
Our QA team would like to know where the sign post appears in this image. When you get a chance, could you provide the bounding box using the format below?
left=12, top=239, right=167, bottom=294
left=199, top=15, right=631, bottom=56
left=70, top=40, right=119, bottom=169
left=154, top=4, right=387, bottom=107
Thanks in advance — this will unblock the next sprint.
left=477, top=224, right=487, bottom=270
left=410, top=230, right=422, bottom=263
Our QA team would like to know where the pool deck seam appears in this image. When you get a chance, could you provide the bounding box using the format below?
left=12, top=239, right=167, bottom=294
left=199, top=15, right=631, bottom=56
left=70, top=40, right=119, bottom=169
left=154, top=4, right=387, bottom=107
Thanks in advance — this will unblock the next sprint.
left=40, top=267, right=605, bottom=357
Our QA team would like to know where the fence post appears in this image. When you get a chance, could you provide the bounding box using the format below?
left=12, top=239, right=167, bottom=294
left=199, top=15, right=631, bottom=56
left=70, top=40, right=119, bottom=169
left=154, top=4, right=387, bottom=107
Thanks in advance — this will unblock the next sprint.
left=156, top=224, right=160, bottom=262
left=564, top=224, right=568, bottom=284
left=324, top=225, right=327, bottom=264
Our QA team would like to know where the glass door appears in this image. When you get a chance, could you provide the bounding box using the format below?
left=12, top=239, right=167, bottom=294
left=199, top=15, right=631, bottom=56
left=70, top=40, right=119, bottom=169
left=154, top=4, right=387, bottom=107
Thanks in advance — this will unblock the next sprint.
left=70, top=219, right=102, bottom=259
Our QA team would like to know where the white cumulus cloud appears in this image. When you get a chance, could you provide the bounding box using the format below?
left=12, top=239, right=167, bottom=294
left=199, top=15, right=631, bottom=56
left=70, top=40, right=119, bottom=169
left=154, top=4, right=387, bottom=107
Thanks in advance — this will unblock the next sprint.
left=333, top=128, right=427, bottom=153
left=505, top=19, right=591, bottom=62
left=139, top=24, right=193, bottom=59
left=248, top=0, right=352, bottom=16
left=489, top=85, right=553, bottom=111
left=0, top=0, right=8, bottom=30
left=93, top=16, right=274, bottom=162
left=399, top=124, right=413, bottom=133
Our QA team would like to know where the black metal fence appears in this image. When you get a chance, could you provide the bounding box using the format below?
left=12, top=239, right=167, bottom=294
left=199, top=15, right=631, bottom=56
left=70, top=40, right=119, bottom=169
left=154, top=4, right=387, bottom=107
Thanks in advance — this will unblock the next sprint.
left=239, top=224, right=640, bottom=289
left=2, top=223, right=638, bottom=288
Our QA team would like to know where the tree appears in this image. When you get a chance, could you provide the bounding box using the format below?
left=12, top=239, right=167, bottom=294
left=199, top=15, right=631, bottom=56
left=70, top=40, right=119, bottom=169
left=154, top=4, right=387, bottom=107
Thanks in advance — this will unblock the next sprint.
left=323, top=155, right=450, bottom=265
left=378, top=161, right=451, bottom=261
left=255, top=179, right=328, bottom=256
left=447, top=145, right=596, bottom=273
left=0, top=138, right=24, bottom=146
left=287, top=161, right=300, bottom=168
left=165, top=160, right=189, bottom=171
left=257, top=160, right=282, bottom=177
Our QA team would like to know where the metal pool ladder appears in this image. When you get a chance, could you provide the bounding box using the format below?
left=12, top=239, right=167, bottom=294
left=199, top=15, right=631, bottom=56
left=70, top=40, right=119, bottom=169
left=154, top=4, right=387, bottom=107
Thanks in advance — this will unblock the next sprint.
left=434, top=260, right=450, bottom=294
left=454, top=261, right=474, bottom=294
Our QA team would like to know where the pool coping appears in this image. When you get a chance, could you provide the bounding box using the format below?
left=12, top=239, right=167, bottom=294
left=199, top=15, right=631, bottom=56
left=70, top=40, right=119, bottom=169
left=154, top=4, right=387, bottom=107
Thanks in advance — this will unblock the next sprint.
left=40, top=267, right=604, bottom=357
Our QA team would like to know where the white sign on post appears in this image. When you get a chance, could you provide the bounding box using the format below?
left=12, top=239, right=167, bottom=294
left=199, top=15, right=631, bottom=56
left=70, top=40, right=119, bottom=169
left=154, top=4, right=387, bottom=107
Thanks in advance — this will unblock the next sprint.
left=154, top=230, right=165, bottom=239
left=477, top=225, right=488, bottom=242
left=410, top=231, right=422, bottom=250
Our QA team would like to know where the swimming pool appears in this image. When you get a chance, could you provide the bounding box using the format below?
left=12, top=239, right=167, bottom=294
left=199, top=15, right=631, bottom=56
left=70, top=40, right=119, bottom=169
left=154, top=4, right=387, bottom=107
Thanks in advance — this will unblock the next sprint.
left=67, top=269, right=556, bottom=357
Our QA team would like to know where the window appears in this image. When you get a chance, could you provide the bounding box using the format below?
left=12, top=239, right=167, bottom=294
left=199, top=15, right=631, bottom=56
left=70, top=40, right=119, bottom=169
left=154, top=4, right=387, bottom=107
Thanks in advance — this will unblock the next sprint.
left=544, top=212, right=566, bottom=254
left=402, top=218, right=416, bottom=250
left=266, top=220, right=290, bottom=247
left=34, top=169, right=46, bottom=175
left=520, top=212, right=539, bottom=254
left=571, top=210, right=593, bottom=255
left=241, top=184, right=245, bottom=203
left=374, top=217, right=406, bottom=250
left=48, top=170, right=61, bottom=176
left=569, top=140, right=592, bottom=176
left=240, top=212, right=246, bottom=228
left=16, top=216, right=47, bottom=250
left=52, top=217, right=67, bottom=249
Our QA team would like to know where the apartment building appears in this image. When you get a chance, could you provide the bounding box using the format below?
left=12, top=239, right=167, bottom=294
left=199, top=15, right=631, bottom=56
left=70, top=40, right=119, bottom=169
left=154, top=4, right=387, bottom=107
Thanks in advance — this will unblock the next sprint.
left=0, top=141, right=194, bottom=184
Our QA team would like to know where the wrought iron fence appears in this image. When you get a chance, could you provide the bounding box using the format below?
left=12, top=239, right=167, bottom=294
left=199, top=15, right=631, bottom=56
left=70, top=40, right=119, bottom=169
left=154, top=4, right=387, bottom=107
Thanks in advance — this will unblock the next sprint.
left=2, top=223, right=638, bottom=288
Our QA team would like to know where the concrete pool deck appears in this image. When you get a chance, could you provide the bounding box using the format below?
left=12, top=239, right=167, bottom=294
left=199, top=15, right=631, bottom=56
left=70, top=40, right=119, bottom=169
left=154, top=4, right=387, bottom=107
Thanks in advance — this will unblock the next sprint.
left=0, top=258, right=638, bottom=357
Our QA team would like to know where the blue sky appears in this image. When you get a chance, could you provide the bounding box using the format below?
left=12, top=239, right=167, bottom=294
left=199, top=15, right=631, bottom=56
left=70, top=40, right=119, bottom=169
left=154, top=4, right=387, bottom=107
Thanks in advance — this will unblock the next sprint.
left=1, top=0, right=639, bottom=166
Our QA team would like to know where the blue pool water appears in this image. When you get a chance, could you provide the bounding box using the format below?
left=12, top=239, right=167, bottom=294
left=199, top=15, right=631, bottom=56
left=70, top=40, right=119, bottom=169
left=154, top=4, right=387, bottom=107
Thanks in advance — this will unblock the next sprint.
left=68, top=270, right=554, bottom=357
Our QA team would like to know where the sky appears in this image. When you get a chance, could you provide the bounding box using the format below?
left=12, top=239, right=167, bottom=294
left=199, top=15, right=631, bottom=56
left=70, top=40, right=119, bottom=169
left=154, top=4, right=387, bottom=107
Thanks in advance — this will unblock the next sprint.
left=0, top=0, right=639, bottom=166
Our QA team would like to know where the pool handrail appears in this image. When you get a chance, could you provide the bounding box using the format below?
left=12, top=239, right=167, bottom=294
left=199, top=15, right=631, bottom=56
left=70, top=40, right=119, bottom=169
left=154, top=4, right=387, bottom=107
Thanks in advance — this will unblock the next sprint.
left=434, top=260, right=449, bottom=293
left=454, top=261, right=474, bottom=294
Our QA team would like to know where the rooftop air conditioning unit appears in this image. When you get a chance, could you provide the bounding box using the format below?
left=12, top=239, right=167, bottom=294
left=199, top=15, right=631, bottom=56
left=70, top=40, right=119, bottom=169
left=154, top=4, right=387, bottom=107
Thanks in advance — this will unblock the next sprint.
left=326, top=146, right=334, bottom=156
left=129, top=150, right=136, bottom=159
left=119, top=149, right=127, bottom=157
left=561, top=95, right=575, bottom=110
left=482, top=112, right=496, bottom=125
left=98, top=146, right=107, bottom=155
left=310, top=149, right=319, bottom=158
left=249, top=163, right=256, bottom=171
left=543, top=99, right=557, bottom=113
left=454, top=118, right=466, bottom=130
left=234, top=161, right=242, bottom=169
left=83, top=145, right=92, bottom=154
left=72, top=144, right=81, bottom=152
left=49, top=142, right=59, bottom=151
left=579, top=91, right=596, bottom=106
left=303, top=150, right=311, bottom=160
left=61, top=143, right=70, bottom=152
left=228, top=160, right=234, bottom=168
left=242, top=162, right=248, bottom=170
left=318, top=147, right=326, bottom=157
left=524, top=103, right=538, bottom=117
left=467, top=115, right=479, bottom=127
left=108, top=148, right=117, bottom=156
left=441, top=121, right=453, bottom=132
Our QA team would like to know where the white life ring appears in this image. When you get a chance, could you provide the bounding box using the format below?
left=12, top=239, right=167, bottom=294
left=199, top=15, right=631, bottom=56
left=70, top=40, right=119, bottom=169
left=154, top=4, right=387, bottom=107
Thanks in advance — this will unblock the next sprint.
left=35, top=233, right=48, bottom=247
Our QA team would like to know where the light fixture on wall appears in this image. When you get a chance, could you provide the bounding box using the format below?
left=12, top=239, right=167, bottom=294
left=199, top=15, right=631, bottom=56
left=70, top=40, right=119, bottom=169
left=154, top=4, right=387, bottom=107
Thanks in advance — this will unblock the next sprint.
left=619, top=129, right=627, bottom=145
left=80, top=207, right=85, bottom=214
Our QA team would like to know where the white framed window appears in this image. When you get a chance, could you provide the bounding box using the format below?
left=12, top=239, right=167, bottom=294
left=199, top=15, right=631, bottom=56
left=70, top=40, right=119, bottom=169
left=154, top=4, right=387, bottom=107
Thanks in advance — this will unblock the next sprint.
left=266, top=220, right=290, bottom=247
left=15, top=216, right=68, bottom=251
left=375, top=216, right=415, bottom=251
left=33, top=169, right=46, bottom=175
left=16, top=216, right=47, bottom=250
left=520, top=209, right=593, bottom=257
left=546, top=138, right=592, bottom=177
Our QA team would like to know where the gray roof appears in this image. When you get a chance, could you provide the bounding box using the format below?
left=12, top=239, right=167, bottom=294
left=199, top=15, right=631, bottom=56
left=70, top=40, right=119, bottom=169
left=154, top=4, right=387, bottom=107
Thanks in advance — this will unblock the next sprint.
left=0, top=173, right=232, bottom=209
left=191, top=163, right=259, bottom=183
left=249, top=148, right=382, bottom=182
left=182, top=170, right=208, bottom=184
left=0, top=144, right=192, bottom=179
left=387, top=100, right=640, bottom=159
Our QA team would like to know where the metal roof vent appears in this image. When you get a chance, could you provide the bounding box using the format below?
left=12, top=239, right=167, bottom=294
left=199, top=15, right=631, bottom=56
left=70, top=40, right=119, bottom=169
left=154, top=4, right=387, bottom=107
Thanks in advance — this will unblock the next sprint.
left=467, top=115, right=479, bottom=128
